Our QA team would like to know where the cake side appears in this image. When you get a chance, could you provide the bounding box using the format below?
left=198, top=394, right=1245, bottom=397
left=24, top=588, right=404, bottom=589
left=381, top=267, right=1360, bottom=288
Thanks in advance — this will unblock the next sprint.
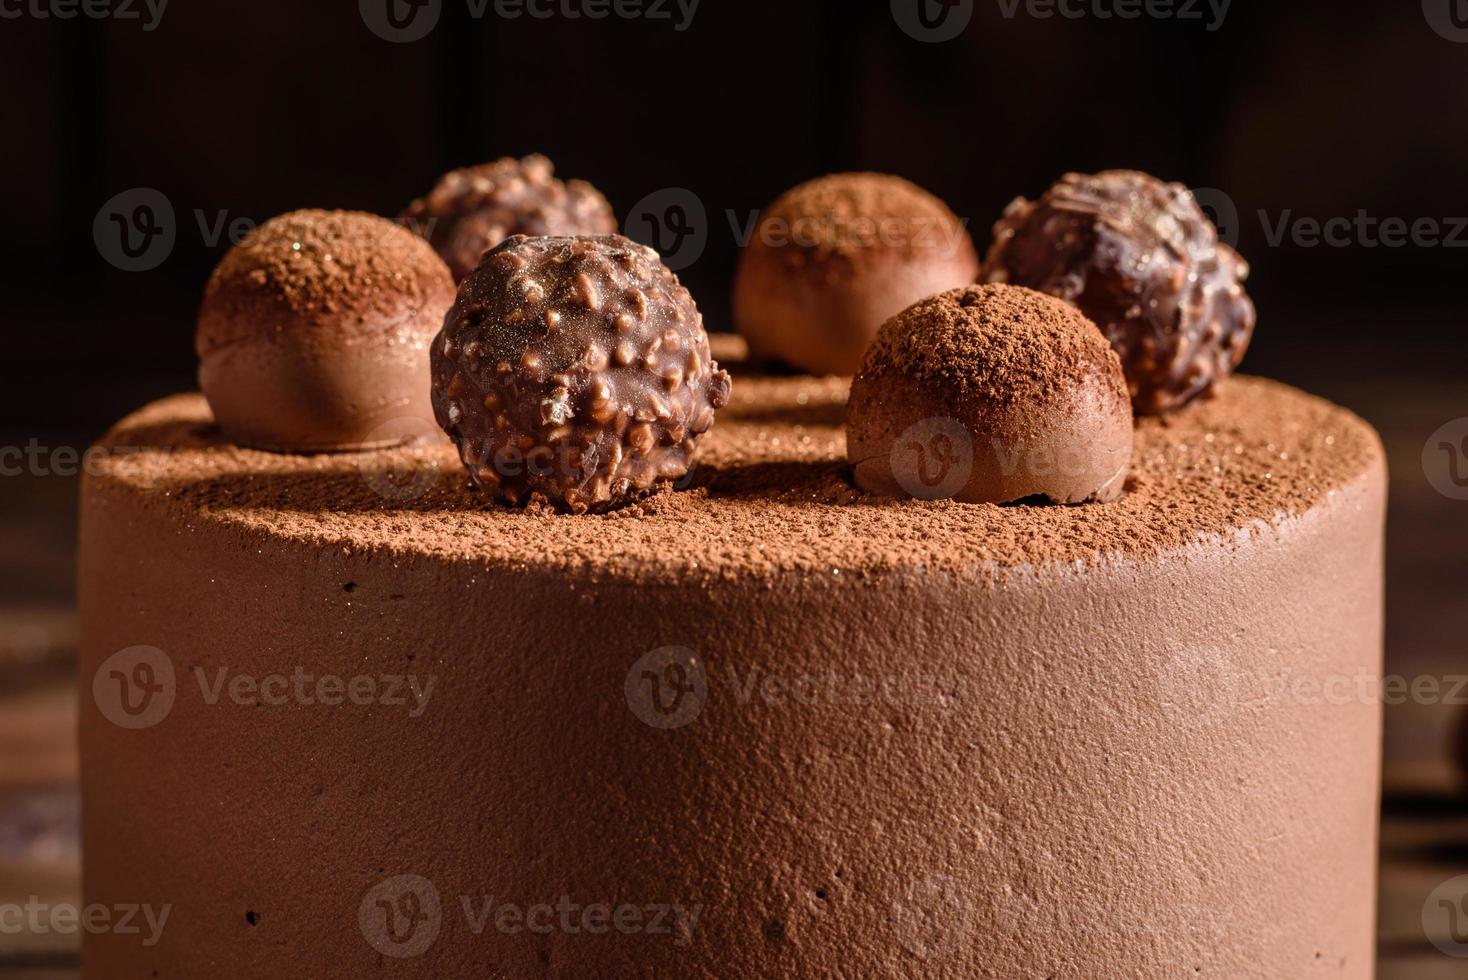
left=79, top=370, right=1385, bottom=978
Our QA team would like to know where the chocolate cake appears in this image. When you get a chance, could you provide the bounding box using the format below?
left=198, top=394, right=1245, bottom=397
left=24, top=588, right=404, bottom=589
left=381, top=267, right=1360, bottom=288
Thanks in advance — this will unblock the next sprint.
left=79, top=175, right=1386, bottom=978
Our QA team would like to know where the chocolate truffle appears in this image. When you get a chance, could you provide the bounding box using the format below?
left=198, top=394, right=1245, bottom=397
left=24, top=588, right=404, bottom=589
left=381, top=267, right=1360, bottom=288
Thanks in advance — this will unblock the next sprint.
left=196, top=209, right=456, bottom=453
left=847, top=284, right=1133, bottom=505
left=983, top=170, right=1256, bottom=415
left=401, top=154, right=617, bottom=281
left=732, top=173, right=980, bottom=376
left=431, top=235, right=731, bottom=513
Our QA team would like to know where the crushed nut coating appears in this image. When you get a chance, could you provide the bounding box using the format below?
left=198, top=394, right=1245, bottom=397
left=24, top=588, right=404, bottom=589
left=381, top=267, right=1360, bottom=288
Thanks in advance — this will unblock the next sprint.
left=983, top=170, right=1256, bottom=415
left=431, top=235, right=731, bottom=513
left=401, top=154, right=616, bottom=282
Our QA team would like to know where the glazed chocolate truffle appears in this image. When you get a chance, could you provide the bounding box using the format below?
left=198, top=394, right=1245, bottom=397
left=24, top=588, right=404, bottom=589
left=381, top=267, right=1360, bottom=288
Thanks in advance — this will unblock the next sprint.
left=401, top=154, right=617, bottom=281
left=196, top=209, right=456, bottom=453
left=848, top=284, right=1133, bottom=505
left=431, top=235, right=731, bottom=513
left=983, top=170, right=1256, bottom=415
left=732, top=173, right=980, bottom=376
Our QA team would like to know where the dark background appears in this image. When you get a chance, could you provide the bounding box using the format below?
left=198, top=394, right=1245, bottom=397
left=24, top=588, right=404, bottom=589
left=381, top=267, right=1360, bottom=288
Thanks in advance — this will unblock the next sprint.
left=0, top=1, right=1466, bottom=971
left=3, top=0, right=1465, bottom=432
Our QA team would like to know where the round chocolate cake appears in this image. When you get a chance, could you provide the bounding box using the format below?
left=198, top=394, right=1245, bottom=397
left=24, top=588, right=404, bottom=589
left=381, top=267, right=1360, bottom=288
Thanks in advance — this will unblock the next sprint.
left=79, top=336, right=1384, bottom=976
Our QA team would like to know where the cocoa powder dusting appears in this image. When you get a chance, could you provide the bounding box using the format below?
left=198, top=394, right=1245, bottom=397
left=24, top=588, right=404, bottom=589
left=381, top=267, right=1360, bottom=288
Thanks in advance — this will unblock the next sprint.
left=861, top=284, right=1127, bottom=411
left=758, top=173, right=970, bottom=274
left=196, top=210, right=452, bottom=356
left=93, top=368, right=1381, bottom=586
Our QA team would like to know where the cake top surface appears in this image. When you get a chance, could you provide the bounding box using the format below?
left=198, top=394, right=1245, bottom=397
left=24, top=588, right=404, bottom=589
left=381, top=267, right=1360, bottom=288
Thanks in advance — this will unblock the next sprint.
left=92, top=344, right=1382, bottom=585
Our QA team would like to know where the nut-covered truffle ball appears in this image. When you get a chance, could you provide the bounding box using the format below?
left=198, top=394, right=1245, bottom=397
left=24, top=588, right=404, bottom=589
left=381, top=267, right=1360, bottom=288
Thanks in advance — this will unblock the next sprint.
left=847, top=284, right=1134, bottom=506
left=196, top=209, right=456, bottom=453
left=401, top=154, right=617, bottom=281
left=983, top=170, right=1256, bottom=415
left=733, top=173, right=980, bottom=376
left=431, top=235, right=731, bottom=513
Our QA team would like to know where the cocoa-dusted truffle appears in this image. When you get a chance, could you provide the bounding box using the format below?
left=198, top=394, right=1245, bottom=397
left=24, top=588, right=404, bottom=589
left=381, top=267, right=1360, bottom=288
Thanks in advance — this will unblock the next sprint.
left=401, top=154, right=617, bottom=281
left=983, top=170, right=1256, bottom=415
left=196, top=209, right=456, bottom=453
left=848, top=284, right=1133, bottom=505
left=431, top=235, right=731, bottom=513
left=733, top=173, right=979, bottom=376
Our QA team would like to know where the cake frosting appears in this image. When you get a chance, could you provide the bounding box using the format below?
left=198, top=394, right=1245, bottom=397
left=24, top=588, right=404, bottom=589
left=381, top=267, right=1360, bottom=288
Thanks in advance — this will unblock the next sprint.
left=79, top=339, right=1385, bottom=977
